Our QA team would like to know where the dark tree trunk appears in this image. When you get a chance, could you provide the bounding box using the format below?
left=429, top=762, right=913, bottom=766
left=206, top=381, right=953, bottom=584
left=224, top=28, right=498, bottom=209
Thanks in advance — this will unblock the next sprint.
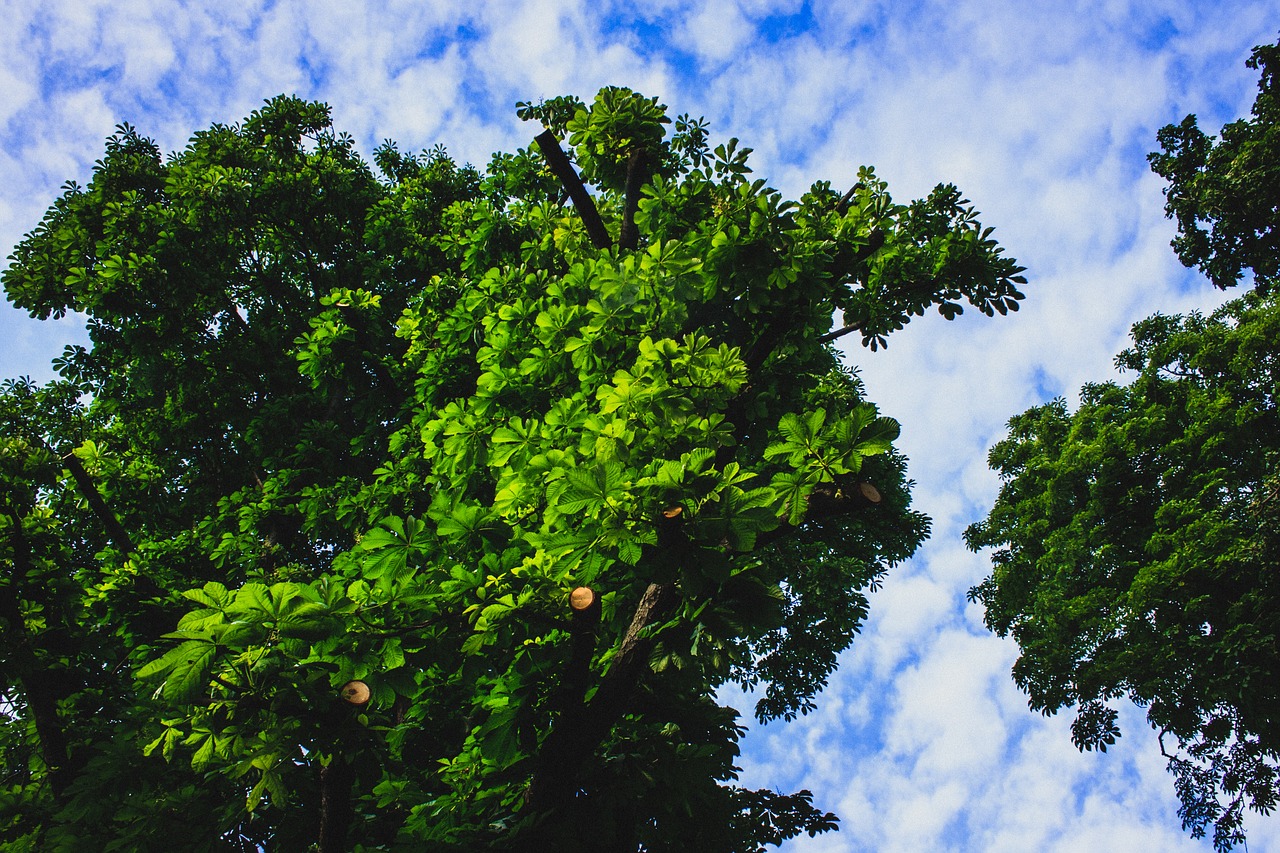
left=317, top=758, right=355, bottom=853
left=521, top=582, right=679, bottom=826
left=1, top=508, right=73, bottom=800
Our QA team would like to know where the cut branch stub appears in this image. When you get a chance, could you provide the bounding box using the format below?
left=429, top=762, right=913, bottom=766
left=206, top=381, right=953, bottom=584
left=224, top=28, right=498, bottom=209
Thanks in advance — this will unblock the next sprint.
left=339, top=680, right=370, bottom=705
left=807, top=482, right=882, bottom=517
left=569, top=586, right=597, bottom=612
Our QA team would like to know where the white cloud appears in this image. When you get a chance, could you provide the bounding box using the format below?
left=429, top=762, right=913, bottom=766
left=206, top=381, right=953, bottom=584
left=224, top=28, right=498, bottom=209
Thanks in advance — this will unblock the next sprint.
left=680, top=0, right=755, bottom=65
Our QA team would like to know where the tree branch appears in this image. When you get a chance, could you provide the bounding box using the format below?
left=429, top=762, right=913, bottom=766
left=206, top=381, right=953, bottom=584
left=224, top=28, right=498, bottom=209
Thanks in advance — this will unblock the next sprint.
left=617, top=149, right=652, bottom=251
left=835, top=181, right=864, bottom=216
left=521, top=581, right=679, bottom=834
left=62, top=452, right=135, bottom=555
left=534, top=130, right=612, bottom=250
left=59, top=450, right=172, bottom=609
left=556, top=587, right=601, bottom=716
left=317, top=757, right=355, bottom=853
left=816, top=321, right=864, bottom=345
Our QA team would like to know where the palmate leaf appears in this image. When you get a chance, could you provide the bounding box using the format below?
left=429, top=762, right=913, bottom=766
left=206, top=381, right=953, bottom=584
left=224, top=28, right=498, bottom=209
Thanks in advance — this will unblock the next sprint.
left=853, top=415, right=900, bottom=456
left=177, top=607, right=227, bottom=633
left=769, top=406, right=899, bottom=481
left=137, top=640, right=219, bottom=703
left=491, top=472, right=534, bottom=517
left=142, top=726, right=181, bottom=761
left=765, top=410, right=828, bottom=467
left=475, top=703, right=525, bottom=771
left=182, top=581, right=232, bottom=609
left=558, top=461, right=626, bottom=514
left=770, top=470, right=819, bottom=526
left=618, top=536, right=642, bottom=565
left=247, top=765, right=287, bottom=812
left=231, top=583, right=274, bottom=617
left=356, top=515, right=432, bottom=581
left=700, top=484, right=778, bottom=550
left=276, top=599, right=337, bottom=640
left=641, top=447, right=720, bottom=493
left=436, top=504, right=493, bottom=541
left=191, top=733, right=223, bottom=772
left=222, top=581, right=322, bottom=627
left=489, top=417, right=542, bottom=467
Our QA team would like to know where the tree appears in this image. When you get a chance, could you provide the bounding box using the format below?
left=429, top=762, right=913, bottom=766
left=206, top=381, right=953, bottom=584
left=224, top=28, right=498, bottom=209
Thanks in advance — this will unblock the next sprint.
left=0, top=89, right=1023, bottom=851
left=967, top=40, right=1280, bottom=851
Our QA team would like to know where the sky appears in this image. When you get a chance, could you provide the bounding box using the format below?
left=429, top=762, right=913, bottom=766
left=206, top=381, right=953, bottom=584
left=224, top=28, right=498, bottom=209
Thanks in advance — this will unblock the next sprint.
left=1, top=1, right=1277, bottom=850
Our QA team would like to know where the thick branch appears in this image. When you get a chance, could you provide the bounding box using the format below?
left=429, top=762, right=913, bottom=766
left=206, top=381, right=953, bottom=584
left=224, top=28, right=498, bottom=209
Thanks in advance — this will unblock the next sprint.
left=835, top=181, right=864, bottom=216
left=816, top=321, right=864, bottom=345
left=59, top=450, right=171, bottom=608
left=558, top=587, right=601, bottom=713
left=617, top=149, right=652, bottom=251
left=522, top=581, right=679, bottom=824
left=534, top=130, right=612, bottom=250
left=62, top=452, right=135, bottom=554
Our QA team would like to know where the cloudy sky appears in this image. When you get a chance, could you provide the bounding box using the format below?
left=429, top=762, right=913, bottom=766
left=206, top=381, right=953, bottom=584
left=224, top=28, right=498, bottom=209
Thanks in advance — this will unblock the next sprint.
left=2, top=1, right=1278, bottom=849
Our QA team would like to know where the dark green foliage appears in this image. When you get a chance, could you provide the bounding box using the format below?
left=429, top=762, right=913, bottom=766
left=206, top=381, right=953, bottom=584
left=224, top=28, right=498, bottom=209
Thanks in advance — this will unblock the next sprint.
left=1150, top=43, right=1280, bottom=291
left=970, top=38, right=1280, bottom=851
left=0, top=89, right=1019, bottom=850
left=968, top=291, right=1280, bottom=849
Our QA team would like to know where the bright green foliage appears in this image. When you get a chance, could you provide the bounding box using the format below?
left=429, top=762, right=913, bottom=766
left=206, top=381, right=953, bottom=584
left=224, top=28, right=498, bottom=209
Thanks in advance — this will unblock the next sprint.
left=969, top=41, right=1280, bottom=852
left=1, top=90, right=1020, bottom=850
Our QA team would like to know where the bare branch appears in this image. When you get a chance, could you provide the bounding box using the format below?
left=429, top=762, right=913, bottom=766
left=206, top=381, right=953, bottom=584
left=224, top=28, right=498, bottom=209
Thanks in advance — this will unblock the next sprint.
left=816, top=322, right=864, bottom=345
left=534, top=130, right=612, bottom=250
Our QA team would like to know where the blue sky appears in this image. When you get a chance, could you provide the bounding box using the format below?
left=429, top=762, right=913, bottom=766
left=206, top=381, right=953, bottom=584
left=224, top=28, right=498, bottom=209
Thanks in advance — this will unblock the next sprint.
left=2, top=1, right=1278, bottom=849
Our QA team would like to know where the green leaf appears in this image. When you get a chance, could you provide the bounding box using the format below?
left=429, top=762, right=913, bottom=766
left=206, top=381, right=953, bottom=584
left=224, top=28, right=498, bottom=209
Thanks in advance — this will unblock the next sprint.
left=854, top=416, right=900, bottom=456
left=558, top=461, right=625, bottom=515
left=190, top=734, right=216, bottom=771
left=165, top=644, right=220, bottom=703
left=182, top=581, right=230, bottom=609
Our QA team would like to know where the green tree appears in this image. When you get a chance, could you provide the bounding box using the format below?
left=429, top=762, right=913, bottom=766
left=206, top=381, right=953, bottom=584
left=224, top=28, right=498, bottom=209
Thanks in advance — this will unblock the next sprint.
left=1, top=89, right=1023, bottom=851
left=968, top=40, right=1280, bottom=851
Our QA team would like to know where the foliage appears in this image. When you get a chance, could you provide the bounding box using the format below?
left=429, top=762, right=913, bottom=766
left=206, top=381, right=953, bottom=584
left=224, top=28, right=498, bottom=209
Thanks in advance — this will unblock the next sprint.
left=1150, top=42, right=1280, bottom=292
left=969, top=40, right=1280, bottom=851
left=0, top=89, right=1020, bottom=850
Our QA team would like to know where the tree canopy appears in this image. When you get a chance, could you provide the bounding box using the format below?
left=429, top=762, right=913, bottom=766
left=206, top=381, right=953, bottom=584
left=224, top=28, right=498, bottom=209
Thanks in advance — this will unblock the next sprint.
left=0, top=88, right=1023, bottom=851
left=968, top=40, right=1280, bottom=851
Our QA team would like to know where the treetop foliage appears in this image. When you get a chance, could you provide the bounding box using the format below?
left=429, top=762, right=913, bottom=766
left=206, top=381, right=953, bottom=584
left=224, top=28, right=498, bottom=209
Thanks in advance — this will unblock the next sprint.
left=0, top=87, right=1021, bottom=850
left=970, top=38, right=1280, bottom=851
left=1150, top=42, right=1280, bottom=292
